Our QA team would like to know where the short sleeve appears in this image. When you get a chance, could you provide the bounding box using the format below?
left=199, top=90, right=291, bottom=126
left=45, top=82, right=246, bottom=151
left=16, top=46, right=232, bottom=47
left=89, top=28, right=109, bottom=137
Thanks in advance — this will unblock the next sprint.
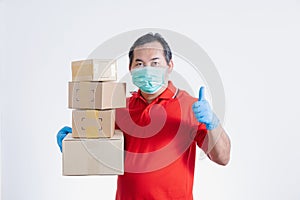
left=194, top=123, right=208, bottom=149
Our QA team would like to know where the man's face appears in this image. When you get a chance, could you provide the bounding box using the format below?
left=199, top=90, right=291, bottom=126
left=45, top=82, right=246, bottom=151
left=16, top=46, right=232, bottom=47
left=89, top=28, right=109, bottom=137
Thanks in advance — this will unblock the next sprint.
left=130, top=41, right=173, bottom=71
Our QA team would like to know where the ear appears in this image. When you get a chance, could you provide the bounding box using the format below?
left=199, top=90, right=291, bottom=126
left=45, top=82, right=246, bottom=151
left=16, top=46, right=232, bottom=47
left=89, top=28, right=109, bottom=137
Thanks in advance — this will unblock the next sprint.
left=167, top=59, right=174, bottom=73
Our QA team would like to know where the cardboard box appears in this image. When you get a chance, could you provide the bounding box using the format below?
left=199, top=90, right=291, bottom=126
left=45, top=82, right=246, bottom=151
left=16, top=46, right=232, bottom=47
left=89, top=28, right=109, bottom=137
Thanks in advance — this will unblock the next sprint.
left=72, top=59, right=117, bottom=81
left=68, top=81, right=126, bottom=109
left=62, top=130, right=124, bottom=175
left=72, top=109, right=115, bottom=138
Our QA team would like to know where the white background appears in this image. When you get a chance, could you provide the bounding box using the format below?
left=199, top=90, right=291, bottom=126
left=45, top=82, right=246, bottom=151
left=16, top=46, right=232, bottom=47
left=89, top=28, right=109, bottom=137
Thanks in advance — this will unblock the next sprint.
left=1, top=0, right=300, bottom=199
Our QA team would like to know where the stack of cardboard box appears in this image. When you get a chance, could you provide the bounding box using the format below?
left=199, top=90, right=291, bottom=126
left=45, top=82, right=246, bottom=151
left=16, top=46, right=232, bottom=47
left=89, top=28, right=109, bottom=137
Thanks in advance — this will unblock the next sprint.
left=63, top=59, right=126, bottom=176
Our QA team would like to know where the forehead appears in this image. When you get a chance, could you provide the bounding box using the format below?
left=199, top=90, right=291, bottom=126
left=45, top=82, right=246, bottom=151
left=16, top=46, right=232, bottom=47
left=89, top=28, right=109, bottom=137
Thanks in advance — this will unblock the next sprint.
left=133, top=41, right=164, bottom=58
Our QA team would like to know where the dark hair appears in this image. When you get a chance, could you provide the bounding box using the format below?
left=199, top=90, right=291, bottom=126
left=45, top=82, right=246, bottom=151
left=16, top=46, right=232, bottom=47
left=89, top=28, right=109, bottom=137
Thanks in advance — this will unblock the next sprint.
left=128, top=32, right=172, bottom=67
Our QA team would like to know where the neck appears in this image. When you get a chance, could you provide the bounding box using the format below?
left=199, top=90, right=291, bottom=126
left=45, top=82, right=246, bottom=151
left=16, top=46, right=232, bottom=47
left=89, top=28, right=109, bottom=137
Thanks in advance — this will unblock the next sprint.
left=140, top=85, right=167, bottom=103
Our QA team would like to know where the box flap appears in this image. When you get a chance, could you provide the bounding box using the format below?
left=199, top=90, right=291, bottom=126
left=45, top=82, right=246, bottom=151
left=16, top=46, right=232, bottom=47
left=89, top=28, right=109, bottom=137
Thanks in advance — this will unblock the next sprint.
left=64, top=130, right=123, bottom=141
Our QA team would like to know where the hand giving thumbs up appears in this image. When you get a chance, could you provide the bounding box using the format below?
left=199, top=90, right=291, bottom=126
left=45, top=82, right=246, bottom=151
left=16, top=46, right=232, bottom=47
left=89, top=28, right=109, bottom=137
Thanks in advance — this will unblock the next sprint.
left=192, top=86, right=220, bottom=130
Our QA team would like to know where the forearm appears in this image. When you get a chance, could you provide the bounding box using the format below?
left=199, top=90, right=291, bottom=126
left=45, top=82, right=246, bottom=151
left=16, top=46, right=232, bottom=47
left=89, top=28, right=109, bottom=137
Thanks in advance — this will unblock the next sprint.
left=192, top=86, right=231, bottom=165
left=206, top=125, right=231, bottom=165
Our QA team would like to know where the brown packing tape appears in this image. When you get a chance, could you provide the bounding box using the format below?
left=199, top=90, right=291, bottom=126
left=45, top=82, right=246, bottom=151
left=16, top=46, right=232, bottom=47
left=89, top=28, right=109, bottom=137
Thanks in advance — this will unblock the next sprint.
left=85, top=110, right=108, bottom=138
left=86, top=110, right=102, bottom=138
left=72, top=61, right=93, bottom=81
left=86, top=127, right=100, bottom=138
left=86, top=110, right=99, bottom=118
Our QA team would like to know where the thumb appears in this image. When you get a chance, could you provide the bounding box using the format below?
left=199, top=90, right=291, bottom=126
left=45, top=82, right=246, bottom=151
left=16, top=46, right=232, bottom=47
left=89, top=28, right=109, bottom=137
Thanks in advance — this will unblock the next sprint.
left=198, top=86, right=205, bottom=101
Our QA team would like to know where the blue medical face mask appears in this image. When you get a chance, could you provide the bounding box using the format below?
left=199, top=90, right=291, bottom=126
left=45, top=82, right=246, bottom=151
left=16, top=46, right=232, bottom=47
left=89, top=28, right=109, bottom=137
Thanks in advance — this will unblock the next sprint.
left=131, top=66, right=169, bottom=94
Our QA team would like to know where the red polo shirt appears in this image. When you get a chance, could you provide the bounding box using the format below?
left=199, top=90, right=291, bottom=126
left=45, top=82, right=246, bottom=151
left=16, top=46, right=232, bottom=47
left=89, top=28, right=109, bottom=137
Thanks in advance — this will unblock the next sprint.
left=115, top=81, right=207, bottom=200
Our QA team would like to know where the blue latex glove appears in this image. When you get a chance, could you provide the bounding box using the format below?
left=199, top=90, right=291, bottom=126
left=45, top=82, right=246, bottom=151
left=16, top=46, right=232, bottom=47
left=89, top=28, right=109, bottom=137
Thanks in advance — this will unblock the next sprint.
left=56, top=126, right=72, bottom=152
left=192, top=86, right=220, bottom=130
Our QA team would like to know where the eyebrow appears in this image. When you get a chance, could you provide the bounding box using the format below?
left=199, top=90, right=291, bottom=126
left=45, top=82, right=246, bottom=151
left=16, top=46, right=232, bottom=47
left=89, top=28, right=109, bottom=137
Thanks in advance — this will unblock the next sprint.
left=134, top=57, right=160, bottom=62
left=150, top=57, right=160, bottom=61
left=135, top=58, right=144, bottom=62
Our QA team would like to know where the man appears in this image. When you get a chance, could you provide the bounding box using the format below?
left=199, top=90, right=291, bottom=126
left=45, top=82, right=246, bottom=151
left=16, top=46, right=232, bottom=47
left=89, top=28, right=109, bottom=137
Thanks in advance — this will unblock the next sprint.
left=57, top=33, right=231, bottom=200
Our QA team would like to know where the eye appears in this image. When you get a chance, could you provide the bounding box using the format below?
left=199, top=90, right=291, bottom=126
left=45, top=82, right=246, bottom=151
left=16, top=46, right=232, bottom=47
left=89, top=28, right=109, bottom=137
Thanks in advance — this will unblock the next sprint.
left=135, top=62, right=144, bottom=67
left=151, top=61, right=159, bottom=66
